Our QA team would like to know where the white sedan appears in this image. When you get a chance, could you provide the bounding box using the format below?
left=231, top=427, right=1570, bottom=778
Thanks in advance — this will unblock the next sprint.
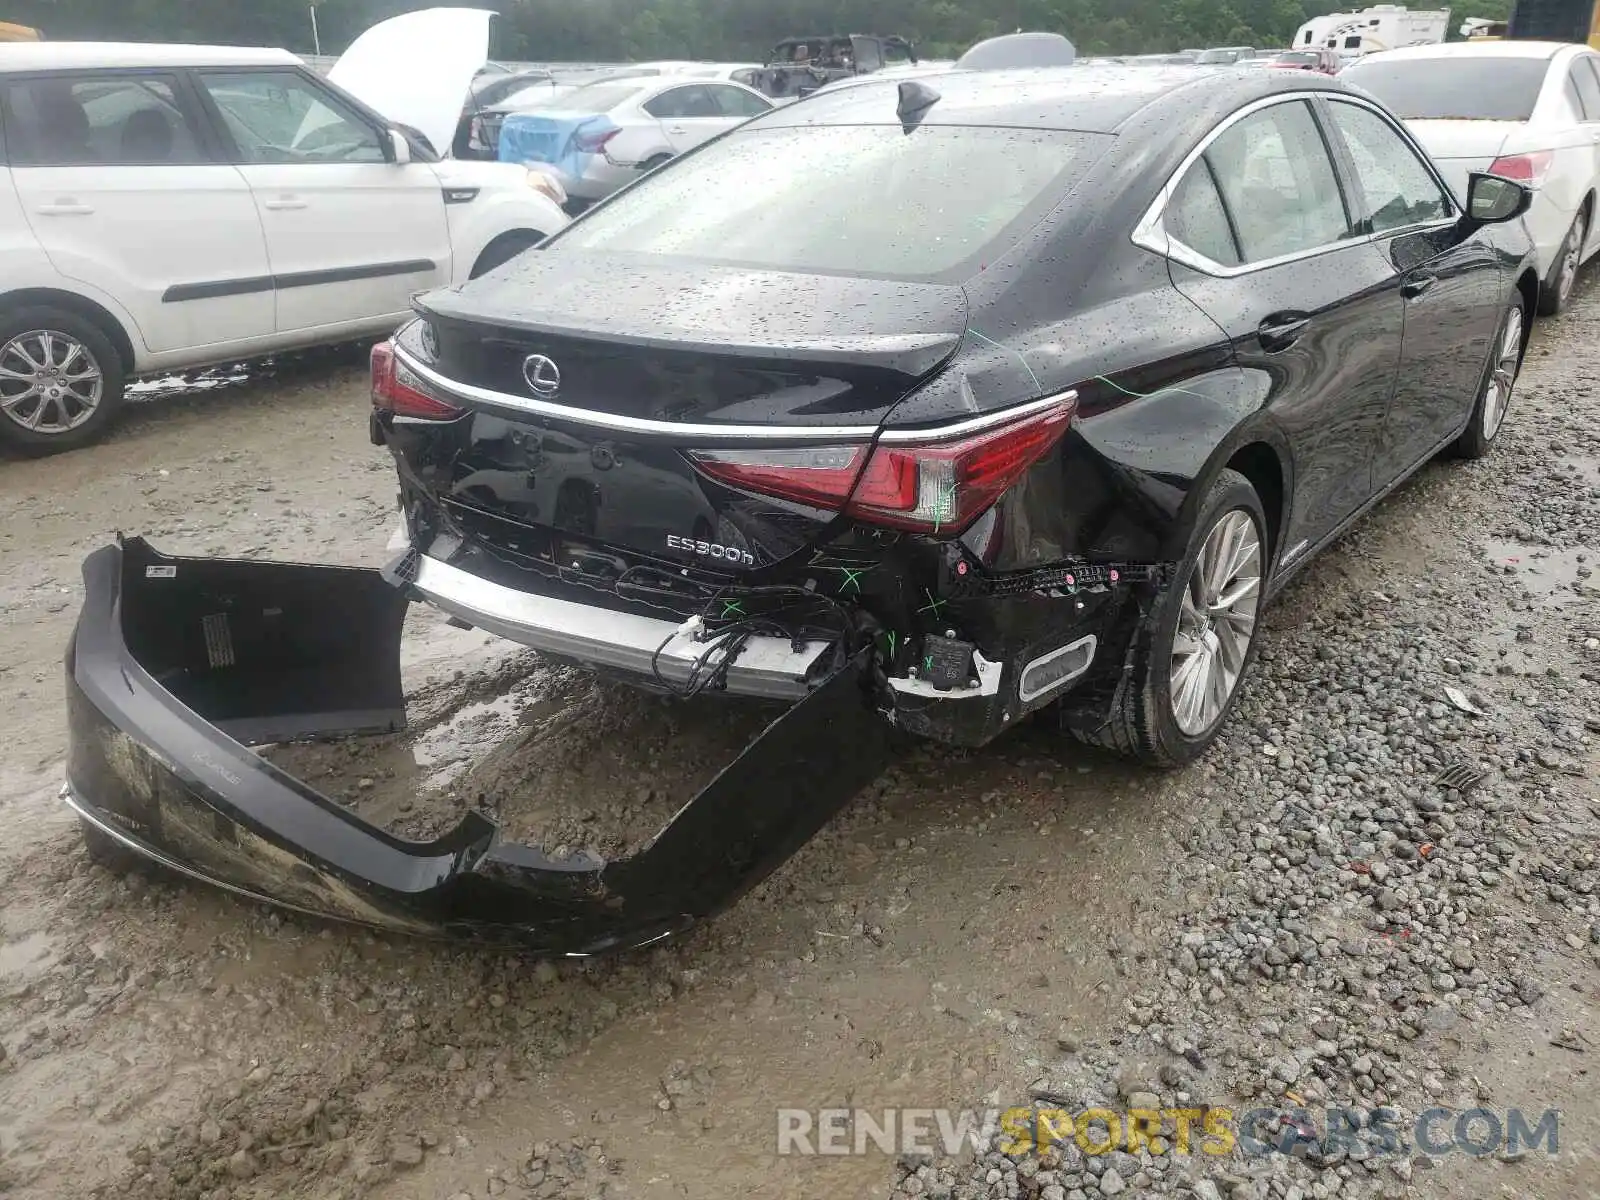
left=1342, top=41, right=1600, bottom=315
left=495, top=76, right=774, bottom=208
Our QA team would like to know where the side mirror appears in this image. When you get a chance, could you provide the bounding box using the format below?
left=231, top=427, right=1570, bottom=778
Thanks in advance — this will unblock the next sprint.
left=388, top=128, right=412, bottom=165
left=1464, top=172, right=1531, bottom=225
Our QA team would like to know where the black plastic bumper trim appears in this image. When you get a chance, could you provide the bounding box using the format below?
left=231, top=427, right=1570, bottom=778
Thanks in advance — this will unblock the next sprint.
left=63, top=537, right=892, bottom=954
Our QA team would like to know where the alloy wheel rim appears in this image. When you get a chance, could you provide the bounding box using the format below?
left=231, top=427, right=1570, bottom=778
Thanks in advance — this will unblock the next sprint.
left=0, top=330, right=103, bottom=435
left=1169, top=509, right=1262, bottom=737
left=1481, top=305, right=1522, bottom=440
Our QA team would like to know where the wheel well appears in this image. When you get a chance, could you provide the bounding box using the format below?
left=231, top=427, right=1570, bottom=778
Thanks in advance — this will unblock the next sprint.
left=470, top=229, right=545, bottom=278
left=1515, top=268, right=1538, bottom=349
left=1226, top=442, right=1284, bottom=561
left=0, top=288, right=135, bottom=373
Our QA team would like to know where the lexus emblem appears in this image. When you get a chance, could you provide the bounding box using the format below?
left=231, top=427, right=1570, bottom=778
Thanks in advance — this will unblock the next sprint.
left=521, top=354, right=561, bottom=397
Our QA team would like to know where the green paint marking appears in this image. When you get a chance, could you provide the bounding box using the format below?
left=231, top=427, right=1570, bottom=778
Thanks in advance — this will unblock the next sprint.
left=918, top=590, right=947, bottom=617
left=930, top=477, right=957, bottom=534
left=966, top=327, right=1042, bottom=393
left=829, top=564, right=869, bottom=593
left=1092, top=374, right=1215, bottom=404
left=719, top=599, right=745, bottom=618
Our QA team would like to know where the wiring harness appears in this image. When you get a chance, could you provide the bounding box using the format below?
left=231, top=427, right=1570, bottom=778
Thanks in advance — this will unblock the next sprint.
left=649, top=582, right=857, bottom=698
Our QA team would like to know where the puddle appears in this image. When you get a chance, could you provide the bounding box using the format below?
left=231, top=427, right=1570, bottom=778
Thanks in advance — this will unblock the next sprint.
left=411, top=691, right=525, bottom=789
left=0, top=929, right=59, bottom=983
left=1480, top=539, right=1594, bottom=604
left=127, top=367, right=252, bottom=402
left=124, top=342, right=370, bottom=405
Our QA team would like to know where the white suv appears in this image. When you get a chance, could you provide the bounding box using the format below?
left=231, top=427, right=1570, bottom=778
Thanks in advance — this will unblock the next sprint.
left=0, top=40, right=569, bottom=453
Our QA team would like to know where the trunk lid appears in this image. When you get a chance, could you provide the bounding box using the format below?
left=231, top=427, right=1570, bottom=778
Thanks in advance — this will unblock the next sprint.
left=401, top=252, right=967, bottom=573
left=495, top=111, right=613, bottom=172
left=1405, top=119, right=1522, bottom=198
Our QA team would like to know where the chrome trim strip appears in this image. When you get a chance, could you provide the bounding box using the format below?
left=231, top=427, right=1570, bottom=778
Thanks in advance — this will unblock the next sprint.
left=394, top=343, right=1076, bottom=445
left=60, top=783, right=336, bottom=922
left=407, top=552, right=830, bottom=701
left=875, top=391, right=1077, bottom=443
left=1129, top=91, right=1460, bottom=279
left=394, top=344, right=878, bottom=443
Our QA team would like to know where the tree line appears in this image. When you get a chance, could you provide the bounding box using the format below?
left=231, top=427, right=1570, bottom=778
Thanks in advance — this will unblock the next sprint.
left=11, top=0, right=1512, bottom=62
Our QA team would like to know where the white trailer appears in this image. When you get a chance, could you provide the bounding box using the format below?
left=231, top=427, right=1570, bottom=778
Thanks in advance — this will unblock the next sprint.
left=1292, top=5, right=1451, bottom=53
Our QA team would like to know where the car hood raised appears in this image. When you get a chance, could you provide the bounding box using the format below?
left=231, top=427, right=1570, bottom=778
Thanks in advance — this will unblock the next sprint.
left=330, top=6, right=494, bottom=157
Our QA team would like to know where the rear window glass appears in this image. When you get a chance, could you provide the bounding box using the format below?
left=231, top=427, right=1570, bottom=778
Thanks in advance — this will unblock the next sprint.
left=1340, top=56, right=1550, bottom=121
left=552, top=124, right=1108, bottom=281
left=541, top=82, right=646, bottom=112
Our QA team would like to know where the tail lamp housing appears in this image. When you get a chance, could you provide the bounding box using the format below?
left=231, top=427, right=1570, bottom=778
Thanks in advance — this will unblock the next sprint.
left=1487, top=150, right=1553, bottom=189
left=573, top=124, right=621, bottom=155
left=371, top=340, right=463, bottom=420
left=687, top=396, right=1076, bottom=535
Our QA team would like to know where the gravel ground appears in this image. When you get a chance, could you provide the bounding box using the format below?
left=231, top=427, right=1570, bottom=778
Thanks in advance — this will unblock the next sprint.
left=0, top=276, right=1595, bottom=1200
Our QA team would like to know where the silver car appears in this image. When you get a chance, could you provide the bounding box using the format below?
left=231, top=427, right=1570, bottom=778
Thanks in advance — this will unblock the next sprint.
left=495, top=76, right=774, bottom=208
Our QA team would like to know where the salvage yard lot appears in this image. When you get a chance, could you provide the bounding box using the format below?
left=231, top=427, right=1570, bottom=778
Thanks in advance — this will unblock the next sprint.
left=1, top=281, right=1598, bottom=1200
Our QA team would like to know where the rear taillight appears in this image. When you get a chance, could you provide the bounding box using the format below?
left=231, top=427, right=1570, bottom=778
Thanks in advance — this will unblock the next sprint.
left=687, top=398, right=1075, bottom=534
left=370, top=341, right=463, bottom=420
left=574, top=125, right=621, bottom=154
left=1487, top=150, right=1553, bottom=189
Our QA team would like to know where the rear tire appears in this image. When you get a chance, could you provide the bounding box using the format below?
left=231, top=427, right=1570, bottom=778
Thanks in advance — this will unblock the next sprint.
left=1072, top=469, right=1268, bottom=767
left=0, top=306, right=125, bottom=455
left=639, top=154, right=673, bottom=172
left=1537, top=207, right=1587, bottom=316
left=1451, top=293, right=1525, bottom=459
left=469, top=230, right=545, bottom=279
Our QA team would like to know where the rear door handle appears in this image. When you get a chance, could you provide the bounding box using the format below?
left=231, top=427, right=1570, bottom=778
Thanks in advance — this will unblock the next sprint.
left=1402, top=273, right=1436, bottom=299
left=36, top=202, right=94, bottom=215
left=262, top=197, right=307, bottom=210
left=1257, top=313, right=1310, bottom=352
left=666, top=126, right=687, bottom=135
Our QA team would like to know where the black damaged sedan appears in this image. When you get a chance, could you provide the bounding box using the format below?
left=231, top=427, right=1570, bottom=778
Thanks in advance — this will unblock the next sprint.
left=377, top=63, right=1537, bottom=764
left=61, top=62, right=1541, bottom=953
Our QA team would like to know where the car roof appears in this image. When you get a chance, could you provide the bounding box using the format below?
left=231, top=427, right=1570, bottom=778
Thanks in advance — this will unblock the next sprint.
left=1354, top=40, right=1571, bottom=62
left=766, top=64, right=1347, bottom=134
left=0, top=42, right=301, bottom=72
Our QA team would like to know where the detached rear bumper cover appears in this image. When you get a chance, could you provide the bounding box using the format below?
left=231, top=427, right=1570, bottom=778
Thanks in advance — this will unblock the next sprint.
left=64, top=538, right=889, bottom=953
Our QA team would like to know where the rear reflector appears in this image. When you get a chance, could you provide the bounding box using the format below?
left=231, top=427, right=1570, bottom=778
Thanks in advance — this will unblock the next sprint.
left=687, top=397, right=1076, bottom=535
left=371, top=340, right=463, bottom=421
left=1487, top=150, right=1553, bottom=189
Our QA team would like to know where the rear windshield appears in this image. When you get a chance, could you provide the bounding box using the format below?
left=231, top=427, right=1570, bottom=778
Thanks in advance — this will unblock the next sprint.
left=551, top=124, right=1109, bottom=281
left=1341, top=56, right=1550, bottom=120
left=540, top=82, right=647, bottom=112
left=1275, top=51, right=1318, bottom=63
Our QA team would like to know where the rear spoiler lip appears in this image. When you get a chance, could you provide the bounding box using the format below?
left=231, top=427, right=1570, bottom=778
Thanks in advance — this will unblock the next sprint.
left=63, top=537, right=891, bottom=954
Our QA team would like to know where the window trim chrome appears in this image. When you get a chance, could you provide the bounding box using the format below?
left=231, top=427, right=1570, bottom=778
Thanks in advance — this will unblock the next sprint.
left=1130, top=90, right=1460, bottom=278
left=391, top=341, right=1076, bottom=444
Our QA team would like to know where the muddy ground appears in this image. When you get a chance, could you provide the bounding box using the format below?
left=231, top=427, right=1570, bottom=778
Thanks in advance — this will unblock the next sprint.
left=0, top=279, right=1597, bottom=1200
